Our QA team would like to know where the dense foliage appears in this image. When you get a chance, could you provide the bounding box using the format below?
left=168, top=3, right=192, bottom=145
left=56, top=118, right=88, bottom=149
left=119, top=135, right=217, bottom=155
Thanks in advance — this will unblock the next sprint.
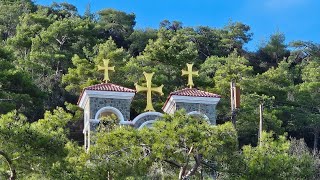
left=0, top=0, right=319, bottom=179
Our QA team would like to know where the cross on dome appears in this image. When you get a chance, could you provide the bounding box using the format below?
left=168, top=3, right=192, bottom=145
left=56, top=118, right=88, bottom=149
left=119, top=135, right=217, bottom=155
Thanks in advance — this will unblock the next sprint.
left=135, top=72, right=164, bottom=112
left=182, top=63, right=199, bottom=88
left=98, top=59, right=115, bottom=83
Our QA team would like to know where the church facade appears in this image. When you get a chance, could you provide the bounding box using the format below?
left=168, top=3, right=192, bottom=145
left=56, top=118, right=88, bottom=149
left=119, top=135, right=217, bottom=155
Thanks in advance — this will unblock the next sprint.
left=77, top=62, right=221, bottom=151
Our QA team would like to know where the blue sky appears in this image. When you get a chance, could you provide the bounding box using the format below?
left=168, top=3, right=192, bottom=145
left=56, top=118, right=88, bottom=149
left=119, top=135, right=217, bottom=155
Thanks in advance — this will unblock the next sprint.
left=36, top=0, right=320, bottom=51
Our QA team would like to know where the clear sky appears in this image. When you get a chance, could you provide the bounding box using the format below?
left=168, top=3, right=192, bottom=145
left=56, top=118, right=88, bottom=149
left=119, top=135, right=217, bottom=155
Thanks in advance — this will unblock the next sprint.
left=35, top=0, right=320, bottom=51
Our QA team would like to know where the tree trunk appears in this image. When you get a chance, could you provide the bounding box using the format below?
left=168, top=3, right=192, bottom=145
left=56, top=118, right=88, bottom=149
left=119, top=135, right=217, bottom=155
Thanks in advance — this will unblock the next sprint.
left=179, top=146, right=193, bottom=180
left=313, top=129, right=319, bottom=154
left=0, top=150, right=16, bottom=180
left=161, top=163, right=165, bottom=180
left=183, top=154, right=202, bottom=179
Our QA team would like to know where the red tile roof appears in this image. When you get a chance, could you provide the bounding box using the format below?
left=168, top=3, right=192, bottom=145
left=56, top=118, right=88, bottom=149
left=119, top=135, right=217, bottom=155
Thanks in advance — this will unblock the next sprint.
left=169, top=88, right=221, bottom=98
left=162, top=88, right=221, bottom=110
left=84, top=83, right=136, bottom=92
left=78, top=83, right=136, bottom=104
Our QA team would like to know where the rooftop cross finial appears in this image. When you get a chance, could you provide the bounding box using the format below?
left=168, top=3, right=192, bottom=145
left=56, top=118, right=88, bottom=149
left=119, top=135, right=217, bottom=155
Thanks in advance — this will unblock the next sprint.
left=182, top=63, right=199, bottom=88
left=135, top=72, right=164, bottom=111
left=98, top=59, right=115, bottom=83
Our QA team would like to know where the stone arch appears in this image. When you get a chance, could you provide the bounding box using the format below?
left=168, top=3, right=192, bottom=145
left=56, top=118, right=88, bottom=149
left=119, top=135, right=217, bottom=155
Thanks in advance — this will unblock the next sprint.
left=187, top=111, right=209, bottom=121
left=94, top=106, right=125, bottom=123
left=138, top=120, right=156, bottom=130
left=132, top=112, right=164, bottom=128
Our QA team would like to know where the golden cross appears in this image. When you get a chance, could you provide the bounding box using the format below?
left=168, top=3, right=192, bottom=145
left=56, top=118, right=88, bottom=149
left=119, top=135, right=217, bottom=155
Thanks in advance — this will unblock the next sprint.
left=98, top=59, right=115, bottom=83
left=135, top=72, right=164, bottom=112
left=181, top=63, right=199, bottom=88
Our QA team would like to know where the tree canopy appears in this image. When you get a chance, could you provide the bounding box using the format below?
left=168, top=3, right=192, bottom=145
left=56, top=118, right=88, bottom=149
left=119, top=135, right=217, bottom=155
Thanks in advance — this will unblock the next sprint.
left=0, top=1, right=319, bottom=179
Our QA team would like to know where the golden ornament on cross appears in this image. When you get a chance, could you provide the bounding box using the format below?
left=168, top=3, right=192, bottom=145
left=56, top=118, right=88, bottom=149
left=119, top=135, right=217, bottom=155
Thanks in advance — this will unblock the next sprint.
left=135, top=72, right=164, bottom=112
left=98, top=59, right=115, bottom=83
left=182, top=63, right=199, bottom=88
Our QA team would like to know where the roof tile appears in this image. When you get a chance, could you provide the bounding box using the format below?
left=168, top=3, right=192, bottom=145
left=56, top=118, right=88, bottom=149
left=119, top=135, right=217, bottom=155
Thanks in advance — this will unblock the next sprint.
left=169, top=88, right=221, bottom=98
left=77, top=83, right=136, bottom=104
left=84, top=83, right=136, bottom=92
left=162, top=88, right=221, bottom=110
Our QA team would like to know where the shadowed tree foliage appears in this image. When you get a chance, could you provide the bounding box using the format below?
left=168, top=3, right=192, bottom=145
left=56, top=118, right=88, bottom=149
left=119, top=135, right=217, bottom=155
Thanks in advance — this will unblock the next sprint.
left=0, top=108, right=75, bottom=179
left=97, top=8, right=136, bottom=48
left=87, top=111, right=238, bottom=179
left=251, top=32, right=290, bottom=73
left=0, top=0, right=35, bottom=40
left=237, top=132, right=315, bottom=180
left=0, top=46, right=44, bottom=120
left=128, top=28, right=157, bottom=56
left=0, top=1, right=319, bottom=179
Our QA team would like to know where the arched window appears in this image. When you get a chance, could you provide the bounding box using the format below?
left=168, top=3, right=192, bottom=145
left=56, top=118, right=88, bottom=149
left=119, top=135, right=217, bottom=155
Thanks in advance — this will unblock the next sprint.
left=187, top=111, right=210, bottom=122
left=94, top=106, right=125, bottom=123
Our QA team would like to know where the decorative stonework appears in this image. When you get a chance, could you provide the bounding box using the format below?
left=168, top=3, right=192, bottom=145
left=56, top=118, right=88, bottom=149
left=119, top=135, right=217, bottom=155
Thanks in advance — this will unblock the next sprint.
left=78, top=83, right=221, bottom=152
left=187, top=111, right=209, bottom=121
left=176, top=102, right=217, bottom=124
left=130, top=112, right=164, bottom=128
left=90, top=98, right=131, bottom=120
left=162, top=88, right=221, bottom=125
left=78, top=83, right=136, bottom=152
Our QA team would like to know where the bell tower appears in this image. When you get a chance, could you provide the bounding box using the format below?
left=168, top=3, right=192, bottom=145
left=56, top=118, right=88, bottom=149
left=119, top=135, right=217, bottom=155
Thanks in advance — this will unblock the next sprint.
left=78, top=59, right=136, bottom=151
left=162, top=63, right=221, bottom=124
